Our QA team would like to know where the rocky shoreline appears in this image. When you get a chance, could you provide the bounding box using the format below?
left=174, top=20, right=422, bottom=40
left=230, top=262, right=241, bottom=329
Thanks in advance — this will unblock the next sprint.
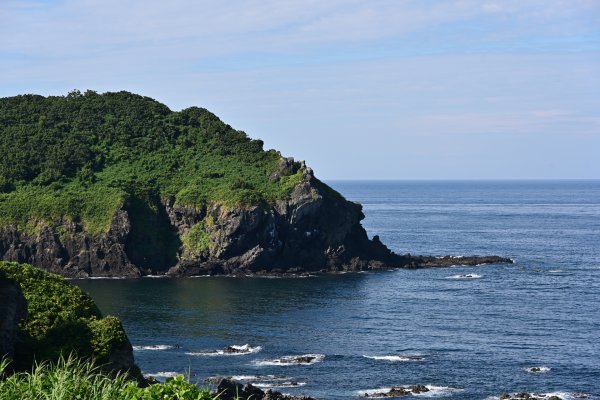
left=215, top=378, right=315, bottom=400
left=0, top=161, right=512, bottom=279
left=209, top=379, right=585, bottom=400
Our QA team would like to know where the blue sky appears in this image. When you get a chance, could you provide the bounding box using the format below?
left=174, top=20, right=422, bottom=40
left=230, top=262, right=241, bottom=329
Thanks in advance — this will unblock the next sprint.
left=1, top=0, right=599, bottom=179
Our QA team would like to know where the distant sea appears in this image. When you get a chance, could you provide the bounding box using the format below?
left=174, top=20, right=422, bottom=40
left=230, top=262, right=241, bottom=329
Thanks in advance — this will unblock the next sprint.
left=75, top=180, right=600, bottom=399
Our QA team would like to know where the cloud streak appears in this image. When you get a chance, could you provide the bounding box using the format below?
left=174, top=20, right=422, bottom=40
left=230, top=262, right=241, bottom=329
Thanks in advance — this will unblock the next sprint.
left=0, top=0, right=599, bottom=178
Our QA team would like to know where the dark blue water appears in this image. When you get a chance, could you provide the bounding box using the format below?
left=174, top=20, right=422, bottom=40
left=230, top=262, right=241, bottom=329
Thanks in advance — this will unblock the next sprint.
left=75, top=181, right=600, bottom=399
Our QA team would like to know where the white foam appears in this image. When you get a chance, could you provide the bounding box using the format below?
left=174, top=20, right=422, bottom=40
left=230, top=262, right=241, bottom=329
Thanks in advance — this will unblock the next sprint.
left=547, top=392, right=590, bottom=400
left=417, top=385, right=465, bottom=397
left=363, top=355, right=425, bottom=362
left=446, top=273, right=482, bottom=279
left=133, top=344, right=178, bottom=351
left=359, top=385, right=463, bottom=398
left=487, top=392, right=588, bottom=400
left=253, top=354, right=325, bottom=366
left=186, top=344, right=262, bottom=356
left=144, top=371, right=181, bottom=379
left=88, top=276, right=126, bottom=280
left=548, top=269, right=563, bottom=273
left=526, top=366, right=551, bottom=373
left=143, top=275, right=168, bottom=278
left=228, top=375, right=284, bottom=381
left=359, top=387, right=393, bottom=397
left=254, top=381, right=307, bottom=388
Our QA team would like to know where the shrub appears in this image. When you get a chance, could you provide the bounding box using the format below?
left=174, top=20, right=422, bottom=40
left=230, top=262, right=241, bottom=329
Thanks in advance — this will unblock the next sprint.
left=119, top=375, right=215, bottom=400
left=0, top=262, right=130, bottom=370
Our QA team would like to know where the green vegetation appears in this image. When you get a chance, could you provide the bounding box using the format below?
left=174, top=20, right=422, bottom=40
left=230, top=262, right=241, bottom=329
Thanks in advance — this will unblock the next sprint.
left=0, top=90, right=304, bottom=236
left=0, top=262, right=131, bottom=370
left=119, top=374, right=215, bottom=400
left=0, top=356, right=217, bottom=400
left=182, top=220, right=213, bottom=256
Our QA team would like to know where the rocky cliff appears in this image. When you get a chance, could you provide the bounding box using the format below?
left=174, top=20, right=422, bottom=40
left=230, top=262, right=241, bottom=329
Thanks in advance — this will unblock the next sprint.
left=0, top=91, right=511, bottom=278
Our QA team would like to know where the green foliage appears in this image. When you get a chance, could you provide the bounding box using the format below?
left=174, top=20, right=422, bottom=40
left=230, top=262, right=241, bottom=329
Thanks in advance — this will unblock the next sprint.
left=0, top=183, right=125, bottom=236
left=0, top=262, right=129, bottom=367
left=120, top=375, right=215, bottom=400
left=0, top=355, right=218, bottom=400
left=0, top=91, right=306, bottom=235
left=88, top=317, right=130, bottom=362
left=182, top=220, right=213, bottom=256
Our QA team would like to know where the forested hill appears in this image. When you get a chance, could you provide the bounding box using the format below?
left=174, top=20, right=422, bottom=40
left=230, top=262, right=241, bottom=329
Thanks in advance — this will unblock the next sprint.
left=0, top=90, right=304, bottom=235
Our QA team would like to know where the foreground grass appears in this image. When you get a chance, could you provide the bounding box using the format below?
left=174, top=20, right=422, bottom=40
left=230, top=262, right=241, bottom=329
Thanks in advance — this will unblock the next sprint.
left=0, top=356, right=217, bottom=400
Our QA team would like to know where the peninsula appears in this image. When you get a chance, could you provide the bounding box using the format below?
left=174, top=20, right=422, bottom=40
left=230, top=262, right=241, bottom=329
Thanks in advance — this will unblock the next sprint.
left=0, top=91, right=511, bottom=278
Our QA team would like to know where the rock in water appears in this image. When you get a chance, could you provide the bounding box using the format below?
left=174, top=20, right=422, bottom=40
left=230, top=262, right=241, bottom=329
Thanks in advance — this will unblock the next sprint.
left=216, top=378, right=314, bottom=400
left=499, top=394, right=565, bottom=400
left=364, top=385, right=430, bottom=397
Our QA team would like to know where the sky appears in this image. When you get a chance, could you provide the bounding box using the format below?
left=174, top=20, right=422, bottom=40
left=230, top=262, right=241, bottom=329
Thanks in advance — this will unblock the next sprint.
left=1, top=1, right=599, bottom=180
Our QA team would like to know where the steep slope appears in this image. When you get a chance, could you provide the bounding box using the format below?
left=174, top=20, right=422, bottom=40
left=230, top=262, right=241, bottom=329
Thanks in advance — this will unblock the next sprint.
left=0, top=91, right=510, bottom=277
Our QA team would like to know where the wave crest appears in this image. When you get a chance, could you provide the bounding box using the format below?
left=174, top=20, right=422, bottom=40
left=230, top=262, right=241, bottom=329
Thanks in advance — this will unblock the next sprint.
left=133, top=344, right=178, bottom=351
left=186, top=344, right=261, bottom=356
left=254, top=354, right=325, bottom=366
left=363, top=355, right=425, bottom=362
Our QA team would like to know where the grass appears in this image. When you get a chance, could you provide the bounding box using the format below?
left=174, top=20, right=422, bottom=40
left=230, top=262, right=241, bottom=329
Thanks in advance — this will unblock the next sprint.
left=0, top=355, right=218, bottom=400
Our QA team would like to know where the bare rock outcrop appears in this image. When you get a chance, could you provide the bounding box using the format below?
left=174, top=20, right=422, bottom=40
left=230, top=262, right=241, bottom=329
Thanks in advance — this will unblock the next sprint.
left=0, top=277, right=27, bottom=364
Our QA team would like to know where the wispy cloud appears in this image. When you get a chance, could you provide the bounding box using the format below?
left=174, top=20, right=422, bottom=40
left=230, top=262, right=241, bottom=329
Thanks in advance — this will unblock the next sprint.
left=0, top=0, right=599, bottom=178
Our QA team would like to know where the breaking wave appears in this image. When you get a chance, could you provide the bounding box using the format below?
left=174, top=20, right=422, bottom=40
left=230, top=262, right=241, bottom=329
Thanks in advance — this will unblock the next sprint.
left=144, top=371, right=181, bottom=379
left=133, top=344, right=178, bottom=351
left=359, top=385, right=463, bottom=397
left=526, top=366, right=551, bottom=373
left=446, top=273, right=482, bottom=279
left=363, top=355, right=425, bottom=362
left=253, top=354, right=325, bottom=366
left=186, top=344, right=261, bottom=356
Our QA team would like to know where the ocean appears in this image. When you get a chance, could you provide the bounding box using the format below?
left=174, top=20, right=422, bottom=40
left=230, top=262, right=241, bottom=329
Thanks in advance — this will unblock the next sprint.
left=74, top=180, right=600, bottom=399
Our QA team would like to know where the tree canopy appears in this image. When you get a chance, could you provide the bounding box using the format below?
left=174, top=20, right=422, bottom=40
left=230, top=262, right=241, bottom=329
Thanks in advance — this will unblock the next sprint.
left=0, top=91, right=303, bottom=234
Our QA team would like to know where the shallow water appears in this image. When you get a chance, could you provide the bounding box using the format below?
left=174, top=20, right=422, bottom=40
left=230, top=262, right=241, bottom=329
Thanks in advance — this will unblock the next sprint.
left=75, top=180, right=600, bottom=399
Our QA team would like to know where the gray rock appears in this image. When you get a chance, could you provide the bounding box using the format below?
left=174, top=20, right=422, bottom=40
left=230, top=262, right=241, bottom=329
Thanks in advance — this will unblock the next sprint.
left=364, top=385, right=430, bottom=397
left=216, top=378, right=314, bottom=400
left=0, top=277, right=27, bottom=365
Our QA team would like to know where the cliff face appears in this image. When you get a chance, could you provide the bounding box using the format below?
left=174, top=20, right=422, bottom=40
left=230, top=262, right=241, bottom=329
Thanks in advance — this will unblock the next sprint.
left=0, top=163, right=404, bottom=278
left=0, top=211, right=138, bottom=278
left=167, top=165, right=400, bottom=276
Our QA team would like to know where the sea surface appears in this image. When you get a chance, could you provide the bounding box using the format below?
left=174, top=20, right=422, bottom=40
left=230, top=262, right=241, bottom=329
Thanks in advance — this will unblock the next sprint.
left=75, top=180, right=600, bottom=399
